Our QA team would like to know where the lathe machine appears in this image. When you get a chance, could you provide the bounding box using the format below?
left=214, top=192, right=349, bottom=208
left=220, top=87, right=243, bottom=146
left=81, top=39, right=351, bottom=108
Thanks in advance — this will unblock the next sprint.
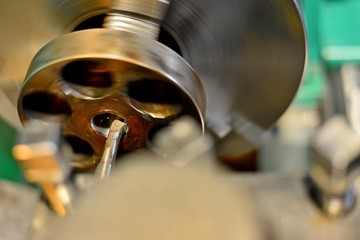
left=0, top=0, right=359, bottom=239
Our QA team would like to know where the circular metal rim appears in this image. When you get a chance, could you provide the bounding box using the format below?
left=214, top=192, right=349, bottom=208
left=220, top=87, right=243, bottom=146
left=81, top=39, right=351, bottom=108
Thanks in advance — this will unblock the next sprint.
left=17, top=28, right=206, bottom=169
left=20, top=28, right=205, bottom=128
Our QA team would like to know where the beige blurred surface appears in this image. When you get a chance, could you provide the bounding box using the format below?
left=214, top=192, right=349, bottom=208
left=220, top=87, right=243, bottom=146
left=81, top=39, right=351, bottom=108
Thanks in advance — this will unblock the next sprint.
left=46, top=155, right=262, bottom=240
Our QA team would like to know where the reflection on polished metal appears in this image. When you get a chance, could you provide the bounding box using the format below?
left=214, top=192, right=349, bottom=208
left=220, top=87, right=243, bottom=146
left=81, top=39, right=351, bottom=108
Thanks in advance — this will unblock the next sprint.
left=0, top=0, right=305, bottom=139
left=18, top=28, right=205, bottom=169
left=104, top=0, right=170, bottom=39
left=166, top=0, right=306, bottom=138
left=96, top=120, right=128, bottom=179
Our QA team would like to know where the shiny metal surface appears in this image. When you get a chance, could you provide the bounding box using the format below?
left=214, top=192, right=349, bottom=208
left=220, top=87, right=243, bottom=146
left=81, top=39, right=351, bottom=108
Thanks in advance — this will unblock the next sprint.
left=96, top=120, right=128, bottom=178
left=104, top=0, right=170, bottom=39
left=0, top=0, right=306, bottom=138
left=165, top=0, right=306, bottom=137
left=18, top=28, right=205, bottom=169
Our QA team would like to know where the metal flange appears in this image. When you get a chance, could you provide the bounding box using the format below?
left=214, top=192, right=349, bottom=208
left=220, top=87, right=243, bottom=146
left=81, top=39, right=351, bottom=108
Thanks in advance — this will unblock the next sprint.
left=18, top=28, right=205, bottom=169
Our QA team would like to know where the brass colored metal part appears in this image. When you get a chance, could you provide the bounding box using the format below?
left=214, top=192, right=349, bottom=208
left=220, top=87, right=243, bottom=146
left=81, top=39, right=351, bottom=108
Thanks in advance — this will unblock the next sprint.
left=103, top=0, right=170, bottom=40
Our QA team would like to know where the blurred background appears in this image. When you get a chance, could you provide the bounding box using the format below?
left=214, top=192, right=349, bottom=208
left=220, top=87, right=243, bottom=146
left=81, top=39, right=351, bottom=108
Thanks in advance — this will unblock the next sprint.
left=260, top=0, right=360, bottom=174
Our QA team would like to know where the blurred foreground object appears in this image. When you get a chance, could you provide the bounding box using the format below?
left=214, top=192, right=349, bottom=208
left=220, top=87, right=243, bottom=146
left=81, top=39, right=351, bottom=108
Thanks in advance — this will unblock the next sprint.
left=29, top=117, right=360, bottom=240
left=310, top=116, right=360, bottom=218
left=47, top=158, right=263, bottom=240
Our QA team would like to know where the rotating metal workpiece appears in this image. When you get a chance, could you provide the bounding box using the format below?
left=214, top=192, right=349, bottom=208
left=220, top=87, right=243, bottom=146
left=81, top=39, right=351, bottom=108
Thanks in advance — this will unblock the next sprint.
left=5, top=0, right=305, bottom=211
left=17, top=0, right=206, bottom=170
left=17, top=27, right=205, bottom=170
left=0, top=0, right=306, bottom=134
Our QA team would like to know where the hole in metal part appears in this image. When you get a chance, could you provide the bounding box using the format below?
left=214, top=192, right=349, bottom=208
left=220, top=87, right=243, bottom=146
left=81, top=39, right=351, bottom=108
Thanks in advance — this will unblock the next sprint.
left=128, top=79, right=182, bottom=104
left=73, top=14, right=107, bottom=31
left=62, top=60, right=112, bottom=88
left=158, top=27, right=182, bottom=56
left=91, top=113, right=125, bottom=137
left=22, top=92, right=71, bottom=121
left=64, top=135, right=95, bottom=168
left=127, top=79, right=183, bottom=119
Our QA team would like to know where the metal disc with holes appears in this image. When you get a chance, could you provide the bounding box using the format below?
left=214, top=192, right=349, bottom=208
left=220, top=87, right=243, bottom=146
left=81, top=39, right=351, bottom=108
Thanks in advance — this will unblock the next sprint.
left=18, top=29, right=205, bottom=169
left=0, top=0, right=305, bottom=138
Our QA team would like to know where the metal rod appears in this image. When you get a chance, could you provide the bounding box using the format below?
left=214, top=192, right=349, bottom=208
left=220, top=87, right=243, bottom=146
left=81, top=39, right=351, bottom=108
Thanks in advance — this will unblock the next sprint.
left=96, top=120, right=128, bottom=179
